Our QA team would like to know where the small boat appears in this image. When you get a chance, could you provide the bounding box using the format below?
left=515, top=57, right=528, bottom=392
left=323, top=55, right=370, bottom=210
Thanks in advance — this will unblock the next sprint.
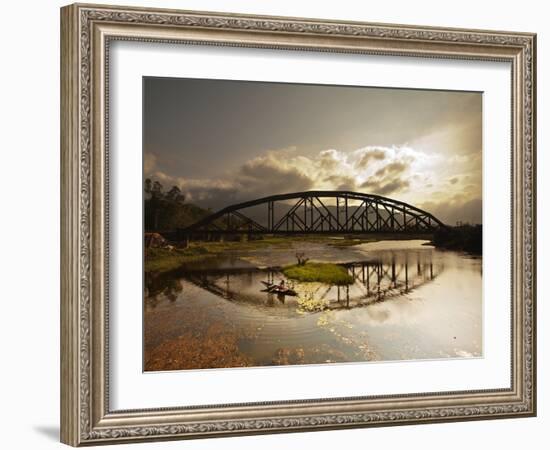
left=261, top=281, right=297, bottom=296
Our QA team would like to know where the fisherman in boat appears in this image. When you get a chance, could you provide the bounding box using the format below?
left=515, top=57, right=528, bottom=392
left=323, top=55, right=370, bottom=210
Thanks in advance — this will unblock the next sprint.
left=260, top=279, right=296, bottom=296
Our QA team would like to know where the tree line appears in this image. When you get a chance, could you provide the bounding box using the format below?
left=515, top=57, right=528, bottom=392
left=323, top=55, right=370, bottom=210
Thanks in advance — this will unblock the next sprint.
left=144, top=179, right=209, bottom=231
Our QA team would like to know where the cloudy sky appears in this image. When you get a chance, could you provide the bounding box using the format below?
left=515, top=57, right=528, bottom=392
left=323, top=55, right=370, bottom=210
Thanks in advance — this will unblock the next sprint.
left=144, top=77, right=482, bottom=225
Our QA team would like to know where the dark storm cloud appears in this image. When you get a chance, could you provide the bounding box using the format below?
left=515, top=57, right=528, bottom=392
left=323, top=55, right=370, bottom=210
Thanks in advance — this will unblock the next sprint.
left=374, top=161, right=408, bottom=177
left=359, top=156, right=412, bottom=196
left=361, top=178, right=411, bottom=196
left=144, top=77, right=481, bottom=180
left=356, top=148, right=387, bottom=169
left=155, top=152, right=315, bottom=210
left=238, top=156, right=314, bottom=195
left=322, top=175, right=358, bottom=191
left=144, top=77, right=482, bottom=223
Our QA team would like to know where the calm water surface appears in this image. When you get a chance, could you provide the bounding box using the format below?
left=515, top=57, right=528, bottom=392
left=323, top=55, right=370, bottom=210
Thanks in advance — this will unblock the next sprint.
left=144, top=240, right=482, bottom=371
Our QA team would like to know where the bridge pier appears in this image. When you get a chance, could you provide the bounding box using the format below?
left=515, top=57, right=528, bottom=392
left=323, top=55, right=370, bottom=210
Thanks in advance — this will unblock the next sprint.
left=405, top=260, right=409, bottom=291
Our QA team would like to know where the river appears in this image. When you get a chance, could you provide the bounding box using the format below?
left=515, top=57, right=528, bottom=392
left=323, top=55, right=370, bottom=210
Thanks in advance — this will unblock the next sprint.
left=144, top=240, right=482, bottom=371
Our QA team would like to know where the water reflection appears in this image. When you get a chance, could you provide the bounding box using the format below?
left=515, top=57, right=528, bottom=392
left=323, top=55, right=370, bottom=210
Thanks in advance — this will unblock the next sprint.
left=144, top=241, right=481, bottom=371
left=146, top=251, right=442, bottom=313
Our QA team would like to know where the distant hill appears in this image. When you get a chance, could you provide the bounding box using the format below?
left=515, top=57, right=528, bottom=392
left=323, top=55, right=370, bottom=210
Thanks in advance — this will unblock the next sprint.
left=144, top=180, right=213, bottom=232
left=144, top=199, right=216, bottom=231
left=145, top=198, right=213, bottom=232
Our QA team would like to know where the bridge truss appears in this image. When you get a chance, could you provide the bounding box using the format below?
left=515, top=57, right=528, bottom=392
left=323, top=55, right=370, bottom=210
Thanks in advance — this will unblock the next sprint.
left=180, top=190, right=446, bottom=236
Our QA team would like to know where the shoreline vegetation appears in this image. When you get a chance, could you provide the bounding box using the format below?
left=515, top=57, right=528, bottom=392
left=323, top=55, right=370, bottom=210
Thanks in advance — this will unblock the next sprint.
left=144, top=227, right=482, bottom=274
left=144, top=233, right=431, bottom=274
left=432, top=224, right=482, bottom=255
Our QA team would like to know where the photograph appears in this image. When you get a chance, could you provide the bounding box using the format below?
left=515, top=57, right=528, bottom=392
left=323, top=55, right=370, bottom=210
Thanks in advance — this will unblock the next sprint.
left=55, top=2, right=537, bottom=446
left=143, top=77, right=483, bottom=371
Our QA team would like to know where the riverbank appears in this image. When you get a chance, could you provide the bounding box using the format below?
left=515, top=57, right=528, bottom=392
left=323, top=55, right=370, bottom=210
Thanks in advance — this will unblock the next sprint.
left=145, top=233, right=432, bottom=273
left=432, top=225, right=482, bottom=255
left=144, top=240, right=482, bottom=370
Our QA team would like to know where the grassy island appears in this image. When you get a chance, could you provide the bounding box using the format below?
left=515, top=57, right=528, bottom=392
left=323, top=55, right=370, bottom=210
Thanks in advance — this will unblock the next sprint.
left=282, top=262, right=353, bottom=285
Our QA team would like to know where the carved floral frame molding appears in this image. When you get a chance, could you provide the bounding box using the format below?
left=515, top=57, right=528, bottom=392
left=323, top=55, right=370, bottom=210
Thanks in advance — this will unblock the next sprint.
left=61, top=3, right=536, bottom=446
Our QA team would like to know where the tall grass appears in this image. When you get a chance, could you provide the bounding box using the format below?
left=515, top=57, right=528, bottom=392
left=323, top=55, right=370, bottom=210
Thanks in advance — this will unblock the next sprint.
left=282, top=262, right=353, bottom=285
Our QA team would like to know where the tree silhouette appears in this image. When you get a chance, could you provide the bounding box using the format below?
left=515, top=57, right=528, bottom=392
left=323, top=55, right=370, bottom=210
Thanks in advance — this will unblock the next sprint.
left=144, top=180, right=208, bottom=231
left=144, top=178, right=152, bottom=195
left=166, top=185, right=185, bottom=203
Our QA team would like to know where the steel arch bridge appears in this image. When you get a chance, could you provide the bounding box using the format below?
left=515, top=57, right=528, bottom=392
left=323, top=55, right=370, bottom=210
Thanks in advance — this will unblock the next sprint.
left=180, top=190, right=446, bottom=236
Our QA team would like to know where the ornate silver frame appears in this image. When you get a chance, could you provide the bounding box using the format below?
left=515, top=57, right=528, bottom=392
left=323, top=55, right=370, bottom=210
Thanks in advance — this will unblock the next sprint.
left=60, top=3, right=536, bottom=446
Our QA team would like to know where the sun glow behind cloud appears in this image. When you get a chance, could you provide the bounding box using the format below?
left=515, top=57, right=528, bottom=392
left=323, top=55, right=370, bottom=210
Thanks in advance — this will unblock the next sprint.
left=144, top=77, right=482, bottom=225
left=145, top=140, right=481, bottom=225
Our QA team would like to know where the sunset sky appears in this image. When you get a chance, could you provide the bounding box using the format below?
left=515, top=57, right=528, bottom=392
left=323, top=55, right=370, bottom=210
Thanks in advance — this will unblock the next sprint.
left=144, top=77, right=482, bottom=225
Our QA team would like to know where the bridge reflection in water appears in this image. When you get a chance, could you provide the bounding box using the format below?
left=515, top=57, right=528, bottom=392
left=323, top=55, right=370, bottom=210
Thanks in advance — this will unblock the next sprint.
left=144, top=241, right=482, bottom=370
left=181, top=251, right=442, bottom=312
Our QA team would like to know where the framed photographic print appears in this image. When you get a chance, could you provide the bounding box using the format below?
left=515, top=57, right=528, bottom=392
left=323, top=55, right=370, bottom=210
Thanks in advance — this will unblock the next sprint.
left=60, top=3, right=536, bottom=446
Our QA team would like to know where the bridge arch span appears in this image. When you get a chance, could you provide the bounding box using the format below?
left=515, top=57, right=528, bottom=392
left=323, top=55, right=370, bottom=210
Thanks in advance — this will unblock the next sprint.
left=180, top=190, right=446, bottom=235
